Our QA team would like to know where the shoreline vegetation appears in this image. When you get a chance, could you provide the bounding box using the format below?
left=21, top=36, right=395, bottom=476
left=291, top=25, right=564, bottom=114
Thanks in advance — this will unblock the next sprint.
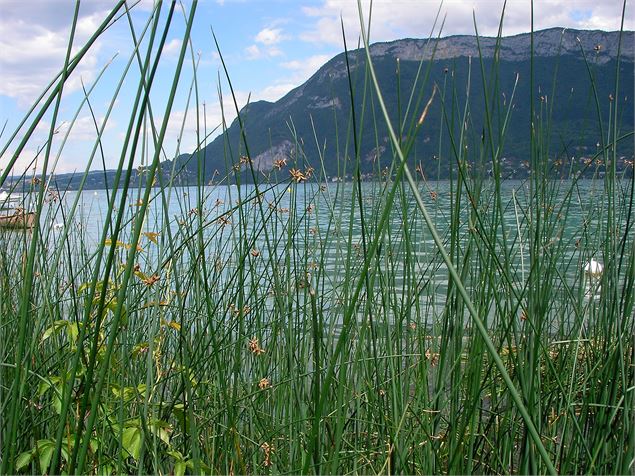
left=1, top=1, right=633, bottom=475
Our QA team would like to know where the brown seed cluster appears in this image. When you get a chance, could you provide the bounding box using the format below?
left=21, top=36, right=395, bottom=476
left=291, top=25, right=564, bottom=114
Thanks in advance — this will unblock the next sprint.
left=425, top=348, right=439, bottom=366
left=260, top=442, right=273, bottom=467
left=248, top=337, right=266, bottom=355
left=289, top=168, right=307, bottom=183
left=217, top=216, right=231, bottom=227
left=143, top=274, right=160, bottom=286
left=273, top=158, right=287, bottom=170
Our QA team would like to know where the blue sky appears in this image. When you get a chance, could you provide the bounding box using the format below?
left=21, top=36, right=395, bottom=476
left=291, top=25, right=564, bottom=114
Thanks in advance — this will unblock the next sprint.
left=0, top=0, right=632, bottom=174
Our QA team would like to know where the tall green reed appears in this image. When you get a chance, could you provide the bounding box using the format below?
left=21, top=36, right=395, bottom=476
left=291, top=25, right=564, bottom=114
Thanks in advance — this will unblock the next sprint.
left=0, top=1, right=632, bottom=474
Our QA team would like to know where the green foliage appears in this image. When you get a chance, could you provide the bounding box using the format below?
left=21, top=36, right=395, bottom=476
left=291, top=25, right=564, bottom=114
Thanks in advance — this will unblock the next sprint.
left=0, top=2, right=632, bottom=475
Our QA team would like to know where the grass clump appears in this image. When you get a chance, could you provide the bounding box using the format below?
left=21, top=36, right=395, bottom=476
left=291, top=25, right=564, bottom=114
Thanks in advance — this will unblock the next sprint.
left=0, top=2, right=632, bottom=475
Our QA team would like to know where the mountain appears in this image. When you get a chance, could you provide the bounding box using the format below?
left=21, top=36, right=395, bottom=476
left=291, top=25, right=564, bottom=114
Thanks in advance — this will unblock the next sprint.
left=177, top=27, right=634, bottom=183
left=27, top=28, right=633, bottom=191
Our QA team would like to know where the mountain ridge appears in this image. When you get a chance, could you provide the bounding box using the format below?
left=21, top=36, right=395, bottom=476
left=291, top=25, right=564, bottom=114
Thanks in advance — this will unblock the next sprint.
left=178, top=27, right=633, bottom=183
left=363, top=27, right=634, bottom=63
left=30, top=27, right=634, bottom=189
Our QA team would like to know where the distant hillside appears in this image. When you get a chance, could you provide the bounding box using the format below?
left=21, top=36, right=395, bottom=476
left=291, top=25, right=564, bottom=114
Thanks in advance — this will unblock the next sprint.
left=39, top=28, right=634, bottom=190
left=173, top=27, right=633, bottom=183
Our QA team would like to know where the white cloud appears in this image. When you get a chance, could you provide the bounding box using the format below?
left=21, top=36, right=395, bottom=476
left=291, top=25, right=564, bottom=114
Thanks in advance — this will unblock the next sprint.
left=244, top=26, right=289, bottom=60
left=0, top=112, right=121, bottom=175
left=245, top=44, right=263, bottom=59
left=161, top=91, right=252, bottom=156
left=61, top=115, right=116, bottom=142
left=1, top=147, right=46, bottom=177
left=244, top=44, right=283, bottom=60
left=281, top=54, right=332, bottom=77
left=255, top=83, right=300, bottom=102
left=0, top=3, right=113, bottom=107
left=255, top=27, right=287, bottom=46
left=163, top=38, right=183, bottom=56
left=300, top=0, right=634, bottom=47
left=243, top=54, right=333, bottom=103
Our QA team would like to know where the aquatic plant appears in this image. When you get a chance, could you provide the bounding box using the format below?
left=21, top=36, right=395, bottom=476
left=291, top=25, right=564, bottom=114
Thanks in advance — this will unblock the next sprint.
left=0, top=1, right=632, bottom=474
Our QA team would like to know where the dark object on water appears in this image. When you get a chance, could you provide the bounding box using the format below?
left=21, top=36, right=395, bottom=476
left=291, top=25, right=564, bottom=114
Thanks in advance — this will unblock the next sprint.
left=0, top=209, right=36, bottom=229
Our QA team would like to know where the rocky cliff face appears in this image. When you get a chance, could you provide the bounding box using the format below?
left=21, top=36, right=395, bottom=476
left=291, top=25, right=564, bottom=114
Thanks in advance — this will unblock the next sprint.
left=268, top=28, right=633, bottom=117
left=364, top=28, right=634, bottom=64
left=186, top=27, right=633, bottom=182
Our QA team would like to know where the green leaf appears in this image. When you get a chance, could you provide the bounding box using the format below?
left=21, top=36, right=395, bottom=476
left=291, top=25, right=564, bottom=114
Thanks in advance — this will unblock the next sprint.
left=196, top=459, right=211, bottom=474
left=37, top=377, right=56, bottom=397
left=15, top=451, right=33, bottom=472
left=41, top=322, right=62, bottom=342
left=78, top=280, right=102, bottom=295
left=150, top=419, right=171, bottom=445
left=174, top=461, right=186, bottom=476
left=136, top=384, right=147, bottom=398
left=105, top=299, right=128, bottom=326
left=167, top=449, right=184, bottom=461
left=60, top=444, right=71, bottom=463
left=36, top=439, right=55, bottom=474
left=111, top=385, right=130, bottom=401
left=39, top=377, right=64, bottom=412
left=67, top=323, right=79, bottom=343
left=89, top=437, right=99, bottom=453
left=97, top=463, right=114, bottom=475
left=52, top=382, right=63, bottom=414
left=172, top=403, right=187, bottom=428
left=121, top=425, right=143, bottom=461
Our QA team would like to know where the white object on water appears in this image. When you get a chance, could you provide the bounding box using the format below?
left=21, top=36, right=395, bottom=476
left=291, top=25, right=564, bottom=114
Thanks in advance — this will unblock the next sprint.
left=584, top=259, right=603, bottom=277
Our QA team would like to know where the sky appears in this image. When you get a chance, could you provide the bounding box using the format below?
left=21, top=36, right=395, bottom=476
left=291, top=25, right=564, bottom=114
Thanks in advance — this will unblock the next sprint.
left=0, top=0, right=632, bottom=175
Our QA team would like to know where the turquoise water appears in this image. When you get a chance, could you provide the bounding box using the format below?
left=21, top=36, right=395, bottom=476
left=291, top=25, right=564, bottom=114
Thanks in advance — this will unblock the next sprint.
left=2, top=178, right=627, bottom=333
left=38, top=179, right=616, bottom=248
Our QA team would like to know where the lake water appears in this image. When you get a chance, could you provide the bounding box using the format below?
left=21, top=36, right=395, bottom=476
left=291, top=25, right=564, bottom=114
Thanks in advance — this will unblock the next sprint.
left=4, top=178, right=625, bottom=331
left=37, top=179, right=618, bottom=263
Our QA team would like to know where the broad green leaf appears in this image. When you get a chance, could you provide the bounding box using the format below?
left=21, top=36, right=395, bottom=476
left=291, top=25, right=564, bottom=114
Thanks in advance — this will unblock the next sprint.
left=78, top=280, right=102, bottom=295
left=136, top=384, right=147, bottom=398
left=150, top=419, right=171, bottom=445
left=52, top=382, right=63, bottom=414
left=89, top=438, right=99, bottom=453
left=41, top=321, right=65, bottom=342
left=174, top=461, right=186, bottom=476
left=97, top=463, right=114, bottom=475
left=121, top=425, right=143, bottom=461
left=199, top=460, right=212, bottom=474
left=172, top=403, right=187, bottom=428
left=37, top=376, right=58, bottom=397
left=105, top=299, right=128, bottom=326
left=15, top=451, right=32, bottom=472
left=167, top=449, right=184, bottom=461
left=60, top=444, right=70, bottom=462
left=67, top=323, right=79, bottom=343
left=36, top=439, right=55, bottom=474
